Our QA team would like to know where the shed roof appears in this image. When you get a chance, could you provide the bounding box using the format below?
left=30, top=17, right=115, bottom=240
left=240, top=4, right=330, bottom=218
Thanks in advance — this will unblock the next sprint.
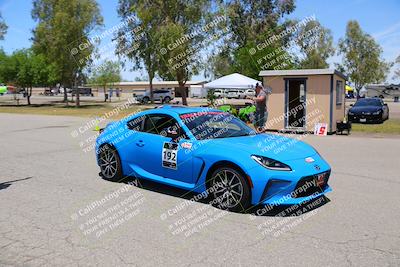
left=259, top=69, right=347, bottom=80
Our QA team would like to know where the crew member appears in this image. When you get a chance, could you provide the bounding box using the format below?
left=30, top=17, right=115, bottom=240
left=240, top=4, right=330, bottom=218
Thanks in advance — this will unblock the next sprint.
left=253, top=83, right=271, bottom=132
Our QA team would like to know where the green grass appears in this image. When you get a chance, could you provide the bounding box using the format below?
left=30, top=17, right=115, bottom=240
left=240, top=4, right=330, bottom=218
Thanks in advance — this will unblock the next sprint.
left=351, top=119, right=400, bottom=134
left=0, top=103, right=146, bottom=120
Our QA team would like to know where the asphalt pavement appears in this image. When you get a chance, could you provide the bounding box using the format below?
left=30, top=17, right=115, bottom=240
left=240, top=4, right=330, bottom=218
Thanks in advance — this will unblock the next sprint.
left=0, top=113, right=399, bottom=266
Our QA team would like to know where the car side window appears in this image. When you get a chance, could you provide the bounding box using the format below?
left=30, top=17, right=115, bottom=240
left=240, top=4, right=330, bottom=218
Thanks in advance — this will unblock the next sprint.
left=127, top=116, right=145, bottom=131
left=143, top=114, right=189, bottom=139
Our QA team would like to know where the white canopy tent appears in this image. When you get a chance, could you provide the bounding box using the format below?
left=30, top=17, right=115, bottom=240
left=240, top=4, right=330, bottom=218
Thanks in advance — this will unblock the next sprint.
left=204, top=73, right=261, bottom=89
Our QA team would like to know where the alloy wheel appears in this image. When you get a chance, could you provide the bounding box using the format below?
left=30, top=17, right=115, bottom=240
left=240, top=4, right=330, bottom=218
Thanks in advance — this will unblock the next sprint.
left=211, top=169, right=244, bottom=209
left=99, top=147, right=118, bottom=179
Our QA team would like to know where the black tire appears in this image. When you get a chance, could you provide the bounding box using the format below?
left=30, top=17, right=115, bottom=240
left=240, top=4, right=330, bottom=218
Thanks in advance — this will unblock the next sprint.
left=209, top=167, right=251, bottom=212
left=164, top=96, right=171, bottom=103
left=98, top=144, right=123, bottom=182
left=142, top=97, right=150, bottom=104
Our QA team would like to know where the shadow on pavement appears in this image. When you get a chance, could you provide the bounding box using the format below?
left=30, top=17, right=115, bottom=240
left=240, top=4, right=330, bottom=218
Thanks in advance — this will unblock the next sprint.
left=249, top=195, right=330, bottom=217
left=109, top=176, right=330, bottom=216
left=0, top=177, right=33, bottom=191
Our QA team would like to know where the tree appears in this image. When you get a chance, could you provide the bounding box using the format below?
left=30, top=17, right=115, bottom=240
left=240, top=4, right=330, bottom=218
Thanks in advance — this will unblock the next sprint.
left=89, top=61, right=121, bottom=102
left=210, top=0, right=296, bottom=79
left=32, top=0, right=103, bottom=106
left=117, top=0, right=212, bottom=106
left=156, top=0, right=212, bottom=105
left=10, top=49, right=52, bottom=105
left=117, top=0, right=162, bottom=104
left=0, top=49, right=17, bottom=84
left=0, top=12, right=7, bottom=40
left=338, top=21, right=391, bottom=92
left=395, top=55, right=400, bottom=79
left=296, top=20, right=335, bottom=69
left=0, top=49, right=54, bottom=105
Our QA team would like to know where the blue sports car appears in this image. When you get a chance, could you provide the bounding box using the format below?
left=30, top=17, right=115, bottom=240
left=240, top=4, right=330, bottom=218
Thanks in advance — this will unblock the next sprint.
left=96, top=106, right=332, bottom=212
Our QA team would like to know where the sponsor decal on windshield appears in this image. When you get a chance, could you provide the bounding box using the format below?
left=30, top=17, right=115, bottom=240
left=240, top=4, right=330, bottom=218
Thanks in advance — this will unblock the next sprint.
left=180, top=111, right=223, bottom=119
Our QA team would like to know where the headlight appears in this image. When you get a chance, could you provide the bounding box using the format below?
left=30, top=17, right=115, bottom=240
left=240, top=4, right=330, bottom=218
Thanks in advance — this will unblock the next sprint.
left=373, top=110, right=381, bottom=115
left=251, top=155, right=292, bottom=171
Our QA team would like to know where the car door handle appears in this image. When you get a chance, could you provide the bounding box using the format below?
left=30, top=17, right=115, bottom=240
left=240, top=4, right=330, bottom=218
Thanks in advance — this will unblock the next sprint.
left=136, top=140, right=145, bottom=147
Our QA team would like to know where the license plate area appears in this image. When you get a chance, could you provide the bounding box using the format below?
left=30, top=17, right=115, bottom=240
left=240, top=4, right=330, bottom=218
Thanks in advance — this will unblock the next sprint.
left=315, top=173, right=326, bottom=187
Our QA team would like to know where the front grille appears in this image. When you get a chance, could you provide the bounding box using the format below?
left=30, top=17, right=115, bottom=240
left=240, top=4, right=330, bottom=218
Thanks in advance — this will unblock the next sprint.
left=293, top=171, right=330, bottom=198
left=351, top=114, right=381, bottom=120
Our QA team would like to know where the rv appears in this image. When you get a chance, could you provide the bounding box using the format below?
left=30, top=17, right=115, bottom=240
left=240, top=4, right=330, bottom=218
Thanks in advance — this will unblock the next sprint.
left=365, top=84, right=400, bottom=99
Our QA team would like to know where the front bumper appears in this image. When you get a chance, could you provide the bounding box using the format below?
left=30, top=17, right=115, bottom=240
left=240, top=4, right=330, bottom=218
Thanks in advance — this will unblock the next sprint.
left=246, top=153, right=332, bottom=205
left=348, top=113, right=382, bottom=122
left=260, top=171, right=332, bottom=205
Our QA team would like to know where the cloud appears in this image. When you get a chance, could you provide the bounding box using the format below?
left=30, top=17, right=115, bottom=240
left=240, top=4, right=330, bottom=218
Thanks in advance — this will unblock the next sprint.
left=371, top=21, right=400, bottom=82
left=373, top=21, right=400, bottom=40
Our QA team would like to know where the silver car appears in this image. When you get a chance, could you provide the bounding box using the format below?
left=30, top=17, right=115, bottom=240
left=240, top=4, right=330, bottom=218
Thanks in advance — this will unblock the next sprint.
left=135, top=89, right=174, bottom=104
left=226, top=89, right=247, bottom=99
left=244, top=89, right=255, bottom=99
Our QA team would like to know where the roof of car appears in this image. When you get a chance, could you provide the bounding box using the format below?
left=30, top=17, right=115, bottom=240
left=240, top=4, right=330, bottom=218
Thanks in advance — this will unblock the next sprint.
left=150, top=105, right=222, bottom=115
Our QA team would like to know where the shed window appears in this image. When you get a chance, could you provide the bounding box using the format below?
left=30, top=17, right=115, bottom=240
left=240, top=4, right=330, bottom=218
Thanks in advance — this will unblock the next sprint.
left=336, top=80, right=343, bottom=105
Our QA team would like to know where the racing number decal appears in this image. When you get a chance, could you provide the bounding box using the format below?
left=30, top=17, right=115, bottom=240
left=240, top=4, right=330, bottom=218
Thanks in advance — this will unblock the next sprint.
left=162, top=142, right=178, bottom=169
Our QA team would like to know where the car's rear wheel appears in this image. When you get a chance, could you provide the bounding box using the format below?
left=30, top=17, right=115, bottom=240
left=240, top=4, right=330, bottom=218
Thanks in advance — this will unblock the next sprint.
left=209, top=167, right=251, bottom=212
left=98, top=145, right=123, bottom=182
left=142, top=96, right=150, bottom=104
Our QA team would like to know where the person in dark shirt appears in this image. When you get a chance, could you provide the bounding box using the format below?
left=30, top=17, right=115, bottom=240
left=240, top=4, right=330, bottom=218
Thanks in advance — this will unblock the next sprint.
left=253, top=83, right=271, bottom=132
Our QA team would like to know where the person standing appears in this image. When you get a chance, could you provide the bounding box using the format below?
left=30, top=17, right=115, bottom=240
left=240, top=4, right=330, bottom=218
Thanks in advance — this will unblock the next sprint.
left=116, top=88, right=120, bottom=99
left=108, top=88, right=113, bottom=102
left=253, top=83, right=271, bottom=132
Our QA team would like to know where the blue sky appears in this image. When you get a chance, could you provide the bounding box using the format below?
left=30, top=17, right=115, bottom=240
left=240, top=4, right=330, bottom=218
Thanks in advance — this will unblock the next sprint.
left=0, top=0, right=399, bottom=82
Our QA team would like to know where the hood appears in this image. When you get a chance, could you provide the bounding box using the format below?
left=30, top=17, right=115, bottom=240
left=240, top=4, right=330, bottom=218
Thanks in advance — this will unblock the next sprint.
left=349, top=106, right=381, bottom=114
left=212, top=133, right=317, bottom=161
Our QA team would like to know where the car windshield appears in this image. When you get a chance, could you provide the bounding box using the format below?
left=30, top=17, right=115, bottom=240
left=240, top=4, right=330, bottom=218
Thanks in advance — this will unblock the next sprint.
left=180, top=112, right=256, bottom=140
left=354, top=98, right=381, bottom=107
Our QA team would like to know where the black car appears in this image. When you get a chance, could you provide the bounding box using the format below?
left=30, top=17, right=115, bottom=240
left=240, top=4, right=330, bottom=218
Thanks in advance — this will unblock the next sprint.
left=348, top=98, right=389, bottom=123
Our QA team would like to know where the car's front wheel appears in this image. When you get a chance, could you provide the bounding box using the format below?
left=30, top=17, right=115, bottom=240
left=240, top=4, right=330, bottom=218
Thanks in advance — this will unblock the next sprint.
left=209, top=167, right=251, bottom=212
left=98, top=145, right=123, bottom=182
left=164, top=96, right=171, bottom=103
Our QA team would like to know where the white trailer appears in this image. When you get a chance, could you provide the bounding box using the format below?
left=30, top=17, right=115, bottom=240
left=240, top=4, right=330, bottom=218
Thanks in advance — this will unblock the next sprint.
left=189, top=85, right=207, bottom=98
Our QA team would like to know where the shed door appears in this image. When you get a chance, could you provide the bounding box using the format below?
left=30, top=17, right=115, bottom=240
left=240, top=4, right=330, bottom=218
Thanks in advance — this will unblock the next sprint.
left=286, top=79, right=306, bottom=128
